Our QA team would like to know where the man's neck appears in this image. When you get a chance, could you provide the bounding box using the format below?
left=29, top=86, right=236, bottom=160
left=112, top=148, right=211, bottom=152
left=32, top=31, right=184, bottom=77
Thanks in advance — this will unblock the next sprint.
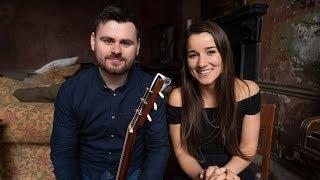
left=98, top=67, right=128, bottom=91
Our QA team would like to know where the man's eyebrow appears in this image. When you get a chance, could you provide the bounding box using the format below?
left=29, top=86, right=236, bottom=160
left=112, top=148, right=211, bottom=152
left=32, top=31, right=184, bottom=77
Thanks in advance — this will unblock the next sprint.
left=120, top=39, right=134, bottom=44
left=100, top=36, right=114, bottom=40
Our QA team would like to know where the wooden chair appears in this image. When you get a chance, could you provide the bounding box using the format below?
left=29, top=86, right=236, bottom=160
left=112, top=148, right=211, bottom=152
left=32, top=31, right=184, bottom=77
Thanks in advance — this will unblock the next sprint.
left=256, top=104, right=276, bottom=180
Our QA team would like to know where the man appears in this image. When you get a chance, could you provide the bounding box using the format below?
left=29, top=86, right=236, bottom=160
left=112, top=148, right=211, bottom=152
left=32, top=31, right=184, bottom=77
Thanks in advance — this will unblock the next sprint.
left=50, top=6, right=169, bottom=180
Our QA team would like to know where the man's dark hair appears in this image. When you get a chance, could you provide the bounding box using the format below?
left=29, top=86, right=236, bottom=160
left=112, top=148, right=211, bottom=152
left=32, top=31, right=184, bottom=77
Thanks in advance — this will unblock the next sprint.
left=92, top=6, right=139, bottom=38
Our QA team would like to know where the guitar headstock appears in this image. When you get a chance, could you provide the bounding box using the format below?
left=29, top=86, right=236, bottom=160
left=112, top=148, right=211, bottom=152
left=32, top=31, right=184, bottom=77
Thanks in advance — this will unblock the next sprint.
left=128, top=73, right=171, bottom=133
left=150, top=73, right=171, bottom=93
left=117, top=73, right=171, bottom=180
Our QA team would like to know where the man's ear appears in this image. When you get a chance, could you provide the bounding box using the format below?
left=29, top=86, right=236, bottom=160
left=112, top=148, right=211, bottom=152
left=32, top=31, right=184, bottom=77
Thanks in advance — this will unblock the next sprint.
left=90, top=32, right=95, bottom=51
left=136, top=38, right=140, bottom=55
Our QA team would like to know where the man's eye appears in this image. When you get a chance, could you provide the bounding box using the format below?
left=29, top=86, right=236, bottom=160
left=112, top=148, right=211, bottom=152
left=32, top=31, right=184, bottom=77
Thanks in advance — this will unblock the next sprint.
left=102, top=39, right=113, bottom=44
left=121, top=41, right=133, bottom=46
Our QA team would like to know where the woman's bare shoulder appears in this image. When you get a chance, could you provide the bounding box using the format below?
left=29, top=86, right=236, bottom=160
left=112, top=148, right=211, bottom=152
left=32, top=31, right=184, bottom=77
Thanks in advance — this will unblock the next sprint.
left=235, top=79, right=260, bottom=101
left=168, top=87, right=183, bottom=107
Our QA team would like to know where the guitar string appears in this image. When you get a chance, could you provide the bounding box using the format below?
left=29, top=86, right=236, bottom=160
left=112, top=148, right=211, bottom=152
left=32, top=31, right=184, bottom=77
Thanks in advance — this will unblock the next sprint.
left=130, top=87, right=151, bottom=128
left=116, top=88, right=150, bottom=178
left=116, top=77, right=167, bottom=179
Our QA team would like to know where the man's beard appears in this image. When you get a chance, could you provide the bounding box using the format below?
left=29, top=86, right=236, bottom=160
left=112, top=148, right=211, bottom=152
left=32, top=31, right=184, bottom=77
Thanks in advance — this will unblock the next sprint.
left=97, top=54, right=135, bottom=75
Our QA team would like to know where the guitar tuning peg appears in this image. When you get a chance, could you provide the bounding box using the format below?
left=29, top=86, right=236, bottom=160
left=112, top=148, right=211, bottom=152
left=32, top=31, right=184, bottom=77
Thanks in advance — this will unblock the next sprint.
left=128, top=126, right=134, bottom=133
left=147, top=114, right=152, bottom=122
left=158, top=91, right=164, bottom=98
left=154, top=102, right=158, bottom=110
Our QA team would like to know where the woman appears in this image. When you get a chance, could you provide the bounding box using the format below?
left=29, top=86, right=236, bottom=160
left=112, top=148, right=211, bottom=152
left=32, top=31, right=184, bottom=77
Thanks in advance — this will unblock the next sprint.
left=167, top=21, right=260, bottom=180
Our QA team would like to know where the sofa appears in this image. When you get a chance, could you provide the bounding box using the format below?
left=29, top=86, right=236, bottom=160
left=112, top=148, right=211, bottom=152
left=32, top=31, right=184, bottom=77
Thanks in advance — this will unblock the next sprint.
left=0, top=65, right=80, bottom=179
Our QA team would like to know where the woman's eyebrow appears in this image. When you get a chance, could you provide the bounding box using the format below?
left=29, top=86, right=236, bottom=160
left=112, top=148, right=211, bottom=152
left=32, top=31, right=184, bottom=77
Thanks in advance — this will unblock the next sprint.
left=187, top=50, right=197, bottom=54
left=205, top=46, right=217, bottom=50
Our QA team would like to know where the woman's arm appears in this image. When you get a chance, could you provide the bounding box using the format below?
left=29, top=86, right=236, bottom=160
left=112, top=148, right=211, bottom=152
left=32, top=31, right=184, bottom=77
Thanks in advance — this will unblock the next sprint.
left=200, top=111, right=259, bottom=180
left=223, top=79, right=261, bottom=175
left=223, top=112, right=260, bottom=174
left=169, top=124, right=204, bottom=179
left=168, top=88, right=204, bottom=179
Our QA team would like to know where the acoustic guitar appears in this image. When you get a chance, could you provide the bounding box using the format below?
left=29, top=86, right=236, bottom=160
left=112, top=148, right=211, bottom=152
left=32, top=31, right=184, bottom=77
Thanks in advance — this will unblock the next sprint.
left=116, top=73, right=171, bottom=180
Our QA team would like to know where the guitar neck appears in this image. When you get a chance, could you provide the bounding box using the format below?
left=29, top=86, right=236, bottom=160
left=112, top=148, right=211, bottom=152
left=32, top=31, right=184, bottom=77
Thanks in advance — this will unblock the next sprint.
left=115, top=74, right=169, bottom=180
left=116, top=128, right=137, bottom=180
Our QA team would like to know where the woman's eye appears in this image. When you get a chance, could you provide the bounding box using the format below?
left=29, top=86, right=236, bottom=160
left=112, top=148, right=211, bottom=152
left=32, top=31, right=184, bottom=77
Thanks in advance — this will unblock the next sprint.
left=207, top=50, right=215, bottom=55
left=188, top=54, right=197, bottom=59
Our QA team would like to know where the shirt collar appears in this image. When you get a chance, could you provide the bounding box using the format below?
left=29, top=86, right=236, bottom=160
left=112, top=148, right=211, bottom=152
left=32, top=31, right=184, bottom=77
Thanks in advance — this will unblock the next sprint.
left=94, top=66, right=136, bottom=92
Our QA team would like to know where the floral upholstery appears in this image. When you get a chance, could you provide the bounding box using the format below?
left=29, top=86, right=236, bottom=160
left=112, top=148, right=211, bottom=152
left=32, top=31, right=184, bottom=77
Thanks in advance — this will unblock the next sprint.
left=0, top=144, right=54, bottom=179
left=0, top=65, right=79, bottom=179
left=0, top=102, right=53, bottom=144
left=0, top=77, right=24, bottom=104
left=23, top=64, right=80, bottom=86
left=0, top=64, right=79, bottom=105
left=0, top=102, right=55, bottom=179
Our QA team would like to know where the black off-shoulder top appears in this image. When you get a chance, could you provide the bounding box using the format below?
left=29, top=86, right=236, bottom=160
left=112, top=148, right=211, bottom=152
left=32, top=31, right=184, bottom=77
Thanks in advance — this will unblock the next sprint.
left=167, top=92, right=261, bottom=180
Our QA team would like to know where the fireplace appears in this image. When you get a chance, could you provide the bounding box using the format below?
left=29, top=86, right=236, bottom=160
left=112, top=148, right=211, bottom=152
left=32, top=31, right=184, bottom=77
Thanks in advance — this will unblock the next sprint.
left=210, top=4, right=269, bottom=81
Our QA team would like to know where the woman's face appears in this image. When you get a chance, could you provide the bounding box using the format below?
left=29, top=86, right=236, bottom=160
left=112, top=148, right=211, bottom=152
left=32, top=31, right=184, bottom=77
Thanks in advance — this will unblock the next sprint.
left=187, top=32, right=223, bottom=86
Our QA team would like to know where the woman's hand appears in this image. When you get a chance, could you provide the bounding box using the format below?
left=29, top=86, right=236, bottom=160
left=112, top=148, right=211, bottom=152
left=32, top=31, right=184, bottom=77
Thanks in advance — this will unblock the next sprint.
left=199, top=166, right=226, bottom=180
left=198, top=166, right=240, bottom=180
left=225, top=169, right=240, bottom=180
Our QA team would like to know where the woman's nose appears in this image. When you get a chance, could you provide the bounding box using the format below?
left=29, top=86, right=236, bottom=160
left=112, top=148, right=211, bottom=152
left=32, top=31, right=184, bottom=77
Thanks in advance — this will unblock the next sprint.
left=197, top=54, right=208, bottom=67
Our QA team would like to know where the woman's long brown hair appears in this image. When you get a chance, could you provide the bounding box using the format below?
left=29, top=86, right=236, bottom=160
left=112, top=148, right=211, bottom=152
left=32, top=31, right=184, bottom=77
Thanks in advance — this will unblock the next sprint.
left=179, top=20, right=251, bottom=161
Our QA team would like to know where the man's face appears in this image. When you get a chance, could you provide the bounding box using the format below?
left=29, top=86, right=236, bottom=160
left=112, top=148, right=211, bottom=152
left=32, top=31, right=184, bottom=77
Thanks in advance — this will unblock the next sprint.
left=90, top=20, right=140, bottom=75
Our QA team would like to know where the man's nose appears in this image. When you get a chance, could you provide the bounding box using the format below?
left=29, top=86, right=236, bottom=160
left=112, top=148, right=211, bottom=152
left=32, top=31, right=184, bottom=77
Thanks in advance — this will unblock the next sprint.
left=111, top=43, right=121, bottom=54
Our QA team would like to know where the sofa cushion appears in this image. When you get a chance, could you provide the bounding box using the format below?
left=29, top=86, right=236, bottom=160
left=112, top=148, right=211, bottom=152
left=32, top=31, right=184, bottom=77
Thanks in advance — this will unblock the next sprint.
left=33, top=57, right=78, bottom=74
left=23, top=64, right=80, bottom=86
left=0, top=77, right=24, bottom=104
left=0, top=64, right=80, bottom=105
left=0, top=143, right=54, bottom=179
left=0, top=102, right=53, bottom=144
left=13, top=84, right=61, bottom=103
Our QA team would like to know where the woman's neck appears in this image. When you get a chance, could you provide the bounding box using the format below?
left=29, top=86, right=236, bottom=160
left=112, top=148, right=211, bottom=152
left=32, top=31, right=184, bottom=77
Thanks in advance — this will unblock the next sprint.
left=199, top=82, right=217, bottom=107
